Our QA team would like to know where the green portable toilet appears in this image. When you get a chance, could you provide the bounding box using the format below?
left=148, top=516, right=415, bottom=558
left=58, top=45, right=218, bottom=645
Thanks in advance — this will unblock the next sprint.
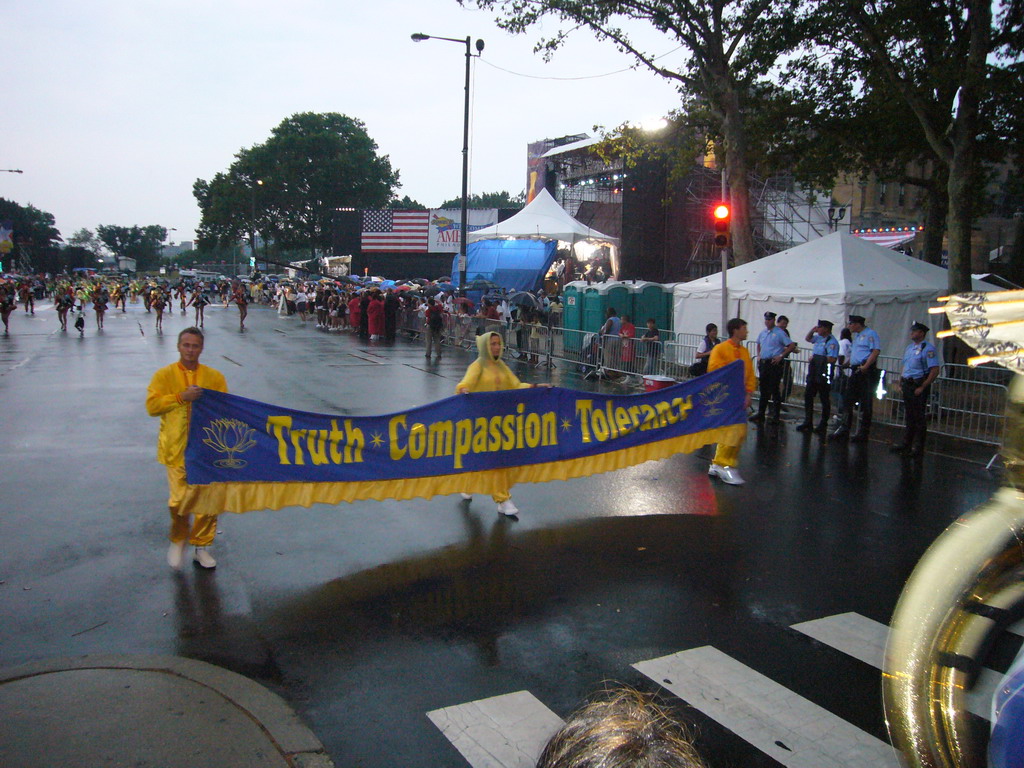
left=561, top=281, right=586, bottom=353
left=581, top=284, right=604, bottom=335
left=629, top=281, right=670, bottom=332
left=581, top=281, right=632, bottom=334
left=561, top=281, right=585, bottom=331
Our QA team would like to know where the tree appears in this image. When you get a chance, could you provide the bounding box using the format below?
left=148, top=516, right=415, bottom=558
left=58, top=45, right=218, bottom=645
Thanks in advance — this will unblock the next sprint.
left=800, top=0, right=1023, bottom=291
left=195, top=112, right=400, bottom=259
left=437, top=190, right=526, bottom=209
left=68, top=228, right=106, bottom=259
left=96, top=225, right=168, bottom=272
left=59, top=246, right=100, bottom=272
left=387, top=195, right=427, bottom=210
left=0, top=198, right=63, bottom=273
left=774, top=50, right=952, bottom=263
left=462, top=0, right=804, bottom=264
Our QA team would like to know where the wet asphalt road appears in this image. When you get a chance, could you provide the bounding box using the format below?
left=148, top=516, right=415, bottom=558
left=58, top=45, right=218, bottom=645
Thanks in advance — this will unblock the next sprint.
left=0, top=299, right=1006, bottom=767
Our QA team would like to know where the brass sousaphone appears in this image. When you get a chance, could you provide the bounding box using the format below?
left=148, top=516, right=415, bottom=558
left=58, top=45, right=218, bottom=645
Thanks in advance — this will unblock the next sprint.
left=884, top=291, right=1024, bottom=767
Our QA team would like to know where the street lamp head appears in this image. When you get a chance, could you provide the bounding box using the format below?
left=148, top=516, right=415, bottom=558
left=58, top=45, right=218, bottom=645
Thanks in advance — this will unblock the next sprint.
left=475, top=39, right=485, bottom=53
left=411, top=33, right=430, bottom=42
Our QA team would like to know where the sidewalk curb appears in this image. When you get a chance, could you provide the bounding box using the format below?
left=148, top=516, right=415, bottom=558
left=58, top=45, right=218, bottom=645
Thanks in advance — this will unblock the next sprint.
left=0, top=654, right=334, bottom=767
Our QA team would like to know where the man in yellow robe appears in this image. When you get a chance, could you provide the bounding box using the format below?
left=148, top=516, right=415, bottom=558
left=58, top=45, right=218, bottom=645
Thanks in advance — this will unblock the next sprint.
left=455, top=331, right=549, bottom=516
left=146, top=327, right=228, bottom=569
left=707, top=318, right=756, bottom=485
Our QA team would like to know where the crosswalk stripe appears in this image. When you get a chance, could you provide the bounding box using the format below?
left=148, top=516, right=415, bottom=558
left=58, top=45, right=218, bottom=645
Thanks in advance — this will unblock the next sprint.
left=634, top=646, right=900, bottom=768
left=426, top=690, right=564, bottom=768
left=791, top=612, right=1000, bottom=721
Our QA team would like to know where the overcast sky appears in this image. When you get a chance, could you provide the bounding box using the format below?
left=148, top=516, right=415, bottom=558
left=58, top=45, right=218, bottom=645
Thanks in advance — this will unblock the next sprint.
left=4, top=0, right=685, bottom=244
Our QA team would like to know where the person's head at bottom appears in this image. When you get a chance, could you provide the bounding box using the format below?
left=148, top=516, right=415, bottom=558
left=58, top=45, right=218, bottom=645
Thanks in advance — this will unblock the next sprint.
left=536, top=687, right=707, bottom=768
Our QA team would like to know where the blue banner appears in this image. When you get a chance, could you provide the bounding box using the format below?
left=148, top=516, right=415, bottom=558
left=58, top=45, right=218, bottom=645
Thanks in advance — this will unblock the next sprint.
left=184, top=362, right=746, bottom=510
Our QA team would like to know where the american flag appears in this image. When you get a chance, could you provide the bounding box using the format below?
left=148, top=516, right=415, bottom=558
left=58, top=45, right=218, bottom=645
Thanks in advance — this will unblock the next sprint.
left=361, top=210, right=429, bottom=252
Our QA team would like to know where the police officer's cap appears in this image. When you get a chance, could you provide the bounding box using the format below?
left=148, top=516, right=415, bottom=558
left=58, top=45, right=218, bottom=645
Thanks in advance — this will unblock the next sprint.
left=848, top=314, right=866, bottom=325
left=818, top=319, right=834, bottom=330
left=764, top=311, right=776, bottom=320
left=911, top=321, right=929, bottom=333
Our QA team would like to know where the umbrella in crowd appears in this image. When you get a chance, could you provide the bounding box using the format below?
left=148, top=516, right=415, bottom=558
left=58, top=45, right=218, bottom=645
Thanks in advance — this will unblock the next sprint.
left=507, top=291, right=541, bottom=309
left=464, top=278, right=501, bottom=292
left=453, top=296, right=475, bottom=309
left=435, top=282, right=455, bottom=293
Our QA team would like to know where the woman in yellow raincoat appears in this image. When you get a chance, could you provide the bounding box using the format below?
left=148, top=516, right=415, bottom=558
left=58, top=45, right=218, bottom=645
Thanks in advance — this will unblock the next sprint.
left=455, top=331, right=550, bottom=517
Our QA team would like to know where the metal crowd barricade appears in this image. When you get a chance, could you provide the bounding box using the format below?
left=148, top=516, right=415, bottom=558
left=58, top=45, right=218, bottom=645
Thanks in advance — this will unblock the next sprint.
left=870, top=359, right=1009, bottom=446
left=391, top=313, right=1011, bottom=448
left=399, top=307, right=425, bottom=339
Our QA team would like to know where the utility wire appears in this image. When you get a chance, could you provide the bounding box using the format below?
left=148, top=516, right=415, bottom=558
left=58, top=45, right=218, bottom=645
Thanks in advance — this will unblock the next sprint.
left=479, top=46, right=684, bottom=81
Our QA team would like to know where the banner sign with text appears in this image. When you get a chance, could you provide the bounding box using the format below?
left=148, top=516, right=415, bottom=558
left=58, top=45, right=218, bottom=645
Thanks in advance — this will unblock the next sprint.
left=428, top=208, right=498, bottom=253
left=184, top=362, right=746, bottom=512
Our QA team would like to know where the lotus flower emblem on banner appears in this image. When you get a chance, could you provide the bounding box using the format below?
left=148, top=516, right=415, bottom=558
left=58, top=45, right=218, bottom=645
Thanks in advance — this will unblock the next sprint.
left=202, top=418, right=257, bottom=468
left=699, top=382, right=730, bottom=416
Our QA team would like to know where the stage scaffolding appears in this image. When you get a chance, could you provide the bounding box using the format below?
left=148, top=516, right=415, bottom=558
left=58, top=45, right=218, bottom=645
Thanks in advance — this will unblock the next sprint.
left=538, top=135, right=835, bottom=281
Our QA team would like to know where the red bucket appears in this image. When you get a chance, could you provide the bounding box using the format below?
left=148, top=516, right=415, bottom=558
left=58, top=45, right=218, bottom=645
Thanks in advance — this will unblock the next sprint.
left=643, top=375, right=676, bottom=392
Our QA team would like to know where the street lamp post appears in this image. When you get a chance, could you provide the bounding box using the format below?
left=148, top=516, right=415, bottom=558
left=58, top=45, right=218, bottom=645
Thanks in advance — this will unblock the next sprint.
left=828, top=206, right=847, bottom=233
left=248, top=179, right=263, bottom=277
left=412, top=32, right=484, bottom=294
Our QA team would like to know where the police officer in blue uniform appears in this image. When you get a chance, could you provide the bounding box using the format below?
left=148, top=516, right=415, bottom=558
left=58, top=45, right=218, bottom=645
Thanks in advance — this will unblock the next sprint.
left=751, top=311, right=797, bottom=424
left=891, top=321, right=940, bottom=456
left=797, top=319, right=840, bottom=434
left=830, top=314, right=882, bottom=442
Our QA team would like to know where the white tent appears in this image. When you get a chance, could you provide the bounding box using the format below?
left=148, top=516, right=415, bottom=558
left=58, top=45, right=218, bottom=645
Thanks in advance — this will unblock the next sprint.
left=673, top=232, right=998, bottom=359
left=467, top=189, right=619, bottom=245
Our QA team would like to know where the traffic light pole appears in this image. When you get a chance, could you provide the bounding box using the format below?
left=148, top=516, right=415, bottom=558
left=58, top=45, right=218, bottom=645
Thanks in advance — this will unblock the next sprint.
left=720, top=170, right=728, bottom=333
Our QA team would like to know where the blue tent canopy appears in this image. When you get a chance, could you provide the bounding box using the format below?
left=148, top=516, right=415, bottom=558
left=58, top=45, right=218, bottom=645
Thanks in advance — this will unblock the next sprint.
left=452, top=239, right=557, bottom=292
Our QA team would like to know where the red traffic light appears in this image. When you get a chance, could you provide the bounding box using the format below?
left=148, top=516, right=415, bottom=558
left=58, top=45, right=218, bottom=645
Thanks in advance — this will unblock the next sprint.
left=712, top=203, right=731, bottom=248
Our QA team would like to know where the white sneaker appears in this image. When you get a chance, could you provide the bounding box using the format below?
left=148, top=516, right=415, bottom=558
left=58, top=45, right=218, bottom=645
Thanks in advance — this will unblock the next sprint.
left=710, top=464, right=745, bottom=485
left=167, top=540, right=186, bottom=569
left=496, top=500, right=519, bottom=516
left=460, top=493, right=472, bottom=500
left=193, top=546, right=217, bottom=569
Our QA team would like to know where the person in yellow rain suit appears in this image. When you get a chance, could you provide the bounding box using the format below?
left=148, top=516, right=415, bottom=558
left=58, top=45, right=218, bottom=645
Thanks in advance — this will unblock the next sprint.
left=146, top=327, right=228, bottom=569
left=455, top=331, right=551, bottom=517
left=706, top=317, right=757, bottom=486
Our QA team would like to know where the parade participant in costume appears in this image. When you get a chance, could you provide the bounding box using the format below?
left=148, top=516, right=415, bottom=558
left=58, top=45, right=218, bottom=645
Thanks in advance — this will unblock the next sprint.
left=187, top=285, right=209, bottom=327
left=152, top=287, right=167, bottom=332
left=146, top=327, right=228, bottom=569
left=176, top=282, right=188, bottom=314
left=56, top=288, right=74, bottom=331
left=367, top=290, right=385, bottom=341
left=233, top=283, right=248, bottom=330
left=348, top=293, right=362, bottom=333
left=891, top=321, right=940, bottom=456
left=707, top=318, right=757, bottom=485
left=796, top=319, right=839, bottom=433
left=455, top=331, right=551, bottom=516
left=92, top=285, right=108, bottom=329
left=0, top=285, right=16, bottom=333
left=18, top=281, right=34, bottom=314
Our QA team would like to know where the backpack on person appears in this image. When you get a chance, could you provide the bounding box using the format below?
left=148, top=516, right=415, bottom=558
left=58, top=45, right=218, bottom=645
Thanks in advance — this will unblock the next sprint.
left=428, top=307, right=444, bottom=331
left=688, top=334, right=716, bottom=377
